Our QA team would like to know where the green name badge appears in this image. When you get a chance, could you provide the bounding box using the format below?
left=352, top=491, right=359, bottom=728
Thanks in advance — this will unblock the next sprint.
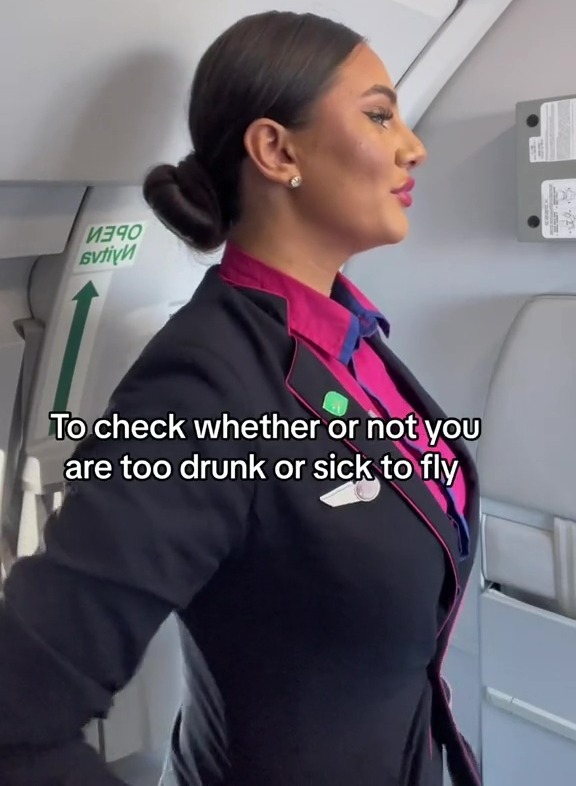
left=323, top=391, right=349, bottom=417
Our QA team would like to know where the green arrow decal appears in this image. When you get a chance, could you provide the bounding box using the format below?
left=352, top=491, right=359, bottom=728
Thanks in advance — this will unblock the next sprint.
left=49, top=281, right=99, bottom=435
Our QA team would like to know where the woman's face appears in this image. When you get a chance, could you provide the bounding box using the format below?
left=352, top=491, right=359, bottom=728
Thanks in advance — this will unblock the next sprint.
left=292, top=43, right=427, bottom=252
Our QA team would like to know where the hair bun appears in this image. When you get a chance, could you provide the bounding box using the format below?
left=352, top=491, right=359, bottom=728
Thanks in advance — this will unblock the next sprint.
left=143, top=153, right=225, bottom=252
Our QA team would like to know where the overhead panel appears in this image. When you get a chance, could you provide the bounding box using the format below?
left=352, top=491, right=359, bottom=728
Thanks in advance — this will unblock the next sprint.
left=0, top=0, right=458, bottom=184
left=0, top=186, right=86, bottom=259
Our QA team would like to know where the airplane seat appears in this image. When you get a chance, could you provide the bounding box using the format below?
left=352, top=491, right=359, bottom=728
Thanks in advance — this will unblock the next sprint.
left=475, top=294, right=576, bottom=785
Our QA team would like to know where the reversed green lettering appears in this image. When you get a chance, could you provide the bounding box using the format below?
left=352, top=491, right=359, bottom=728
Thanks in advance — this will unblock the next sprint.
left=101, top=225, right=115, bottom=243
left=86, top=226, right=102, bottom=243
left=121, top=243, right=138, bottom=261
left=127, top=224, right=144, bottom=241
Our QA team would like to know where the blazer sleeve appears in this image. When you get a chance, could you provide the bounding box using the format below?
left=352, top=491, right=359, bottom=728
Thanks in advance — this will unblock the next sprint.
left=0, top=344, right=256, bottom=785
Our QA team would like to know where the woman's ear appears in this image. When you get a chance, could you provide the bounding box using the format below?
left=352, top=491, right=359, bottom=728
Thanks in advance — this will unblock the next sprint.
left=243, top=119, right=299, bottom=185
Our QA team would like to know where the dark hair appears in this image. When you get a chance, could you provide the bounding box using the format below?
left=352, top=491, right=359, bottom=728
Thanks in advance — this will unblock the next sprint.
left=143, top=11, right=365, bottom=252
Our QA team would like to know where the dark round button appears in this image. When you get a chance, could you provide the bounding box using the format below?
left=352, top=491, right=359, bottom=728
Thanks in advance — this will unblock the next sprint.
left=527, top=215, right=540, bottom=228
left=526, top=114, right=539, bottom=127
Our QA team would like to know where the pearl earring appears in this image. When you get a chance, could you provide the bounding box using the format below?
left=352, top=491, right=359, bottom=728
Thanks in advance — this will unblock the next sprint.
left=289, top=175, right=302, bottom=188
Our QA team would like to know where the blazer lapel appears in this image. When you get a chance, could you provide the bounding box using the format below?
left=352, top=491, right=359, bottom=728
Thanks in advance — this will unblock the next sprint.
left=366, top=333, right=480, bottom=537
left=286, top=339, right=461, bottom=607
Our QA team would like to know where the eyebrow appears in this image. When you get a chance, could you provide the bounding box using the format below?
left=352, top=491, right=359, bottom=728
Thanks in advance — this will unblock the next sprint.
left=361, top=85, right=398, bottom=105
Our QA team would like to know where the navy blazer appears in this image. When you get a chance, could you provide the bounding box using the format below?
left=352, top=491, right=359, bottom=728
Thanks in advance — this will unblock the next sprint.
left=0, top=264, right=480, bottom=786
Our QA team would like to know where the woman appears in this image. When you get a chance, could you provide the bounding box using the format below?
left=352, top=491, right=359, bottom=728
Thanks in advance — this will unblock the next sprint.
left=0, top=10, right=480, bottom=786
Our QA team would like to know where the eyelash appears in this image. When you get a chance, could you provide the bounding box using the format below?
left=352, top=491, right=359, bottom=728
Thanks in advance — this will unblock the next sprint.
left=366, top=109, right=394, bottom=128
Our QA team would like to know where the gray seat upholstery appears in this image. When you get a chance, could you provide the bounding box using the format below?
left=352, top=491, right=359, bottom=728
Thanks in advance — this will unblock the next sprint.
left=476, top=294, right=576, bottom=786
left=477, top=294, right=576, bottom=617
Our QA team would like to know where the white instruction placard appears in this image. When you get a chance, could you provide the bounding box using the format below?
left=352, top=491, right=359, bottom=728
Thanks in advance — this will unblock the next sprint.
left=541, top=179, right=576, bottom=239
left=73, top=221, right=147, bottom=274
left=529, top=99, right=576, bottom=163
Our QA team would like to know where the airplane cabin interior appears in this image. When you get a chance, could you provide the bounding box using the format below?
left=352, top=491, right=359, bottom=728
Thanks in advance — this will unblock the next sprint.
left=1, top=1, right=575, bottom=784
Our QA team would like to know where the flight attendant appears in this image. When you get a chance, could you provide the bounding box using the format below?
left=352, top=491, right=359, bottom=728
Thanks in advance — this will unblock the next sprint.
left=0, top=10, right=480, bottom=786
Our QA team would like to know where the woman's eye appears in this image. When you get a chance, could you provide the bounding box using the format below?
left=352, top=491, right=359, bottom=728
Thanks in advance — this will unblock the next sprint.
left=366, top=110, right=394, bottom=128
